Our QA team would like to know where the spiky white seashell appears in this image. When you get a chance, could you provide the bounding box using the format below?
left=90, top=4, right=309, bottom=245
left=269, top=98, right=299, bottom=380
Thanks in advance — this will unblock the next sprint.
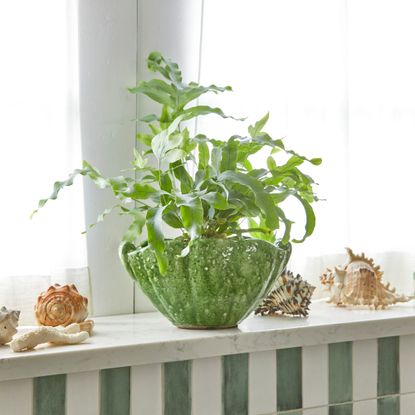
left=320, top=248, right=409, bottom=309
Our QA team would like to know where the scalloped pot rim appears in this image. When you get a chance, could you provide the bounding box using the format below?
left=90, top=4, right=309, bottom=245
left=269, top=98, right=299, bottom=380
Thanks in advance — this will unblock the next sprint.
left=120, top=237, right=291, bottom=329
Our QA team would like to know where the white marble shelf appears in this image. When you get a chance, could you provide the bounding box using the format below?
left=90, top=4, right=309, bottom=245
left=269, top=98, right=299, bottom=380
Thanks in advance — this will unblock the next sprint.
left=1, top=299, right=415, bottom=381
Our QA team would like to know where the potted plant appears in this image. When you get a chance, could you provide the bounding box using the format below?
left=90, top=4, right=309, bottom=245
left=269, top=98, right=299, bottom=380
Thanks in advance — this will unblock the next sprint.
left=33, top=52, right=321, bottom=329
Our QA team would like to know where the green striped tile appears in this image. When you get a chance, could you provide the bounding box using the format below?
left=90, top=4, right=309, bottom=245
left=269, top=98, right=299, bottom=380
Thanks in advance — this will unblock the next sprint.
left=33, top=374, right=66, bottom=415
left=329, top=403, right=353, bottom=415
left=329, top=342, right=352, bottom=404
left=100, top=367, right=130, bottom=415
left=277, top=347, right=302, bottom=412
left=378, top=396, right=400, bottom=415
left=164, top=360, right=192, bottom=415
left=222, top=353, right=249, bottom=415
left=378, top=336, right=400, bottom=396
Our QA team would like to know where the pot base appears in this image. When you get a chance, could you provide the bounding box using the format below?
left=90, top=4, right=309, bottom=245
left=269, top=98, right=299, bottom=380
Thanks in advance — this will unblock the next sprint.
left=176, top=324, right=237, bottom=330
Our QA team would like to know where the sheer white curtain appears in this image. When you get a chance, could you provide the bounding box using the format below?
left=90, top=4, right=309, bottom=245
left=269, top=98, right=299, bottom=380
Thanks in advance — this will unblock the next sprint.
left=0, top=1, right=89, bottom=323
left=198, top=0, right=415, bottom=295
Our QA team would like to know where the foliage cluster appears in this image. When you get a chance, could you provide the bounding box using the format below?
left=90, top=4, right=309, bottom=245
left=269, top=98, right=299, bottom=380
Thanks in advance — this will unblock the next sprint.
left=34, top=52, right=321, bottom=273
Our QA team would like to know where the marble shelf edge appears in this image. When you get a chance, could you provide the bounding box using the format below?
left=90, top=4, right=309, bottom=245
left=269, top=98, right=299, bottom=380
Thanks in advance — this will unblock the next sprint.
left=0, top=300, right=414, bottom=382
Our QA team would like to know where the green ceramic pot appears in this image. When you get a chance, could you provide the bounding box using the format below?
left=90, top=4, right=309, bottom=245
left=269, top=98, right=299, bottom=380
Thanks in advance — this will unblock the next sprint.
left=120, top=237, right=291, bottom=329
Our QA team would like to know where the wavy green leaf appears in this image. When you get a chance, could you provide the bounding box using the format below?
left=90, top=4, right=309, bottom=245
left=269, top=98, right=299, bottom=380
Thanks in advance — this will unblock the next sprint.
left=220, top=140, right=238, bottom=172
left=292, top=196, right=316, bottom=243
left=177, top=196, right=203, bottom=239
left=151, top=115, right=184, bottom=160
left=120, top=183, right=159, bottom=200
left=146, top=207, right=167, bottom=274
left=140, top=114, right=159, bottom=123
left=31, top=161, right=109, bottom=217
left=275, top=207, right=293, bottom=245
left=248, top=112, right=269, bottom=137
left=85, top=205, right=120, bottom=233
left=171, top=161, right=193, bottom=193
left=200, top=192, right=229, bottom=210
left=123, top=209, right=146, bottom=242
left=135, top=133, right=153, bottom=147
left=218, top=171, right=279, bottom=230
left=164, top=148, right=186, bottom=163
left=128, top=79, right=176, bottom=107
left=177, top=83, right=232, bottom=109
left=179, top=105, right=244, bottom=122
left=147, top=51, right=183, bottom=86
left=198, top=142, right=209, bottom=169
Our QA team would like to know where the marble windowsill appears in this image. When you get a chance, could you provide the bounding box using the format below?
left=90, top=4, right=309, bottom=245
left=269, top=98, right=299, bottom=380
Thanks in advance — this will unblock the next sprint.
left=1, top=299, right=415, bottom=382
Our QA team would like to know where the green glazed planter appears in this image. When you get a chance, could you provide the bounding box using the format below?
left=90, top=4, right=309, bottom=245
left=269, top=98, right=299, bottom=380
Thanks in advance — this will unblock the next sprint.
left=120, top=237, right=291, bottom=329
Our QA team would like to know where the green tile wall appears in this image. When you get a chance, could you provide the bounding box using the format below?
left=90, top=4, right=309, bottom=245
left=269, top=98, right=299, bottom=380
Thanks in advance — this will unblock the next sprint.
left=164, top=360, right=192, bottom=415
left=378, top=336, right=400, bottom=396
left=100, top=367, right=130, bottom=415
left=277, top=347, right=302, bottom=412
left=378, top=396, right=400, bottom=415
left=28, top=333, right=410, bottom=415
left=329, top=403, right=353, bottom=415
left=222, top=353, right=249, bottom=415
left=33, top=374, right=66, bottom=415
left=329, top=342, right=353, bottom=404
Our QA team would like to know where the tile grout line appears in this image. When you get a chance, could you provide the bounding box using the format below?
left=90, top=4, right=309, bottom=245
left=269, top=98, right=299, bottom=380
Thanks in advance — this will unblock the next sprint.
left=262, top=393, right=411, bottom=415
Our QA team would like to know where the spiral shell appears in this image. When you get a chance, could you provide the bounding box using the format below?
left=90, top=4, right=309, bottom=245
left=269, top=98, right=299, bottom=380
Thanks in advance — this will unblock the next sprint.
left=255, top=270, right=315, bottom=317
left=35, top=284, right=88, bottom=327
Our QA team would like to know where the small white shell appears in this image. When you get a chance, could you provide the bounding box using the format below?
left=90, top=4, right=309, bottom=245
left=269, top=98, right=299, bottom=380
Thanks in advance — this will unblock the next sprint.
left=0, top=306, right=20, bottom=345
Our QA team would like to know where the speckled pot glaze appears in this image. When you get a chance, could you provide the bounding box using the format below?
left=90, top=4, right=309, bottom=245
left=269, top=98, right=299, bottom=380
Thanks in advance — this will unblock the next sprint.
left=120, top=237, right=291, bottom=329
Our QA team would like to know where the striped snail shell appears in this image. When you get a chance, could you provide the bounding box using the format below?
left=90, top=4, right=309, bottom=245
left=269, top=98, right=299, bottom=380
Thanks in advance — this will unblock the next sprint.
left=255, top=270, right=315, bottom=317
left=35, top=284, right=88, bottom=327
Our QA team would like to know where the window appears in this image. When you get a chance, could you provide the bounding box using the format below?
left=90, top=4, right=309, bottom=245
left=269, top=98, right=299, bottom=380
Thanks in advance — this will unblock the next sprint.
left=2, top=0, right=413, bottom=324
left=0, top=1, right=88, bottom=323
left=196, top=0, right=415, bottom=295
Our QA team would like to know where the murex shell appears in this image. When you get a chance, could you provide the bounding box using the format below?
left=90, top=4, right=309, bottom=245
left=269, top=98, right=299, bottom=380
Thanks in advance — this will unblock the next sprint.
left=0, top=306, right=20, bottom=345
left=255, top=270, right=316, bottom=317
left=320, top=247, right=409, bottom=309
left=35, top=284, right=88, bottom=327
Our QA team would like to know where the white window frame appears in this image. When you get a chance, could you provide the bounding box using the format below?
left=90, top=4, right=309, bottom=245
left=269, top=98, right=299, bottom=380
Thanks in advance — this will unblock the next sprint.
left=78, top=0, right=205, bottom=316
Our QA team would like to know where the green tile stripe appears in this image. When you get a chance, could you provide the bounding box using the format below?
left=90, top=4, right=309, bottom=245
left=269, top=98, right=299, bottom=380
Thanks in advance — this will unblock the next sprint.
left=33, top=374, right=66, bottom=415
left=329, top=342, right=352, bottom=404
left=277, top=347, right=302, bottom=412
left=378, top=336, right=400, bottom=396
left=28, top=335, right=408, bottom=414
left=164, top=360, right=192, bottom=415
left=222, top=353, right=249, bottom=415
left=329, top=403, right=353, bottom=415
left=378, top=396, right=400, bottom=415
left=100, top=367, right=130, bottom=415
